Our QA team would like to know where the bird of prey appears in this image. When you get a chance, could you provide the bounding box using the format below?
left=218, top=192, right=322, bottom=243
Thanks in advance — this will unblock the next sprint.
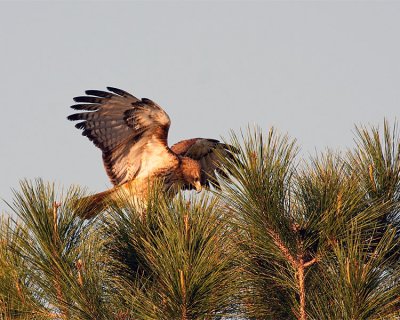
left=67, top=87, right=233, bottom=218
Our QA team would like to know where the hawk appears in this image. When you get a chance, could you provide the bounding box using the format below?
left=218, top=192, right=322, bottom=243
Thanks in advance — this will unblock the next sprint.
left=68, top=87, right=233, bottom=218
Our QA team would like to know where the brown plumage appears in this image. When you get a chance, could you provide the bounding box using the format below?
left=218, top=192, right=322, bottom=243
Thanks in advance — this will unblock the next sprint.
left=68, top=87, right=234, bottom=218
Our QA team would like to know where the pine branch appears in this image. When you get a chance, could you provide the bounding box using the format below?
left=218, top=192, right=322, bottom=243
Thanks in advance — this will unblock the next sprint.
left=2, top=121, right=400, bottom=319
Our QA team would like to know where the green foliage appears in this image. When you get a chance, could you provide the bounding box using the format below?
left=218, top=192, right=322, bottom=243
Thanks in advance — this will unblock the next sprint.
left=105, top=190, right=239, bottom=319
left=1, top=182, right=239, bottom=320
left=218, top=123, right=400, bottom=319
left=1, top=121, right=400, bottom=319
left=219, top=127, right=299, bottom=319
left=312, top=222, right=400, bottom=320
left=2, top=181, right=111, bottom=320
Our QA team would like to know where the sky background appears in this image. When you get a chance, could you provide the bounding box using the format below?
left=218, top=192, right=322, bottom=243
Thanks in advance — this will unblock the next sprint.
left=1, top=1, right=399, bottom=215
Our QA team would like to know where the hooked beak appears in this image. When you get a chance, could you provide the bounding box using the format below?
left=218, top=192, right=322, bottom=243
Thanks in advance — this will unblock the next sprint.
left=193, top=181, right=202, bottom=193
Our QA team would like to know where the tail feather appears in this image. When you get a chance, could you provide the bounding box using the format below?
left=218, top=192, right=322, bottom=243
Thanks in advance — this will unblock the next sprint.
left=77, top=189, right=114, bottom=219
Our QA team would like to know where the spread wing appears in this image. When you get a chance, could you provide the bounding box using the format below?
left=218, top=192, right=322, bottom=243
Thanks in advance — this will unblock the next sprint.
left=171, top=138, right=235, bottom=188
left=67, top=87, right=177, bottom=186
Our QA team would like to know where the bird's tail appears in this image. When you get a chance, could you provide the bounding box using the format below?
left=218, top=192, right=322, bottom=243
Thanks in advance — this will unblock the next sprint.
left=77, top=189, right=114, bottom=219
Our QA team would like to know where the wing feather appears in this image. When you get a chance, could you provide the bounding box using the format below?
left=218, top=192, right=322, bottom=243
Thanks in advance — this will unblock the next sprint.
left=70, top=103, right=100, bottom=111
left=68, top=87, right=175, bottom=185
left=106, top=86, right=136, bottom=98
left=84, top=90, right=114, bottom=98
left=171, top=138, right=236, bottom=188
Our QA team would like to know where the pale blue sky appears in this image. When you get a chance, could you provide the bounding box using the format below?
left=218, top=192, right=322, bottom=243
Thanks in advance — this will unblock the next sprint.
left=1, top=1, right=399, bottom=214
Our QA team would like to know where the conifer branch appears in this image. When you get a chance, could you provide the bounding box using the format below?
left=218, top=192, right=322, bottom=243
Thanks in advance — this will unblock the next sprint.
left=267, top=228, right=297, bottom=268
left=303, top=257, right=317, bottom=268
left=2, top=122, right=399, bottom=319
left=179, top=269, right=188, bottom=320
left=297, top=258, right=306, bottom=320
left=75, top=259, right=83, bottom=287
left=51, top=202, right=68, bottom=320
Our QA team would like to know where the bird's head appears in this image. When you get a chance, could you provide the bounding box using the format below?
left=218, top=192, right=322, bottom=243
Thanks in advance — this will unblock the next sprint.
left=180, top=157, right=202, bottom=192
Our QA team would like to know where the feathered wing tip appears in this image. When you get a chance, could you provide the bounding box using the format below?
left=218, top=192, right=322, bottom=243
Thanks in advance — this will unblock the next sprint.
left=76, top=189, right=114, bottom=219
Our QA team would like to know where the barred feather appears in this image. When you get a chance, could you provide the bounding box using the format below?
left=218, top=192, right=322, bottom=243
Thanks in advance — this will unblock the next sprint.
left=68, top=87, right=172, bottom=186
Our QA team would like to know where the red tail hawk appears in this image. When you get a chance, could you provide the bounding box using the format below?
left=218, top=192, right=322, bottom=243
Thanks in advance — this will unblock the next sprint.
left=68, top=87, right=233, bottom=218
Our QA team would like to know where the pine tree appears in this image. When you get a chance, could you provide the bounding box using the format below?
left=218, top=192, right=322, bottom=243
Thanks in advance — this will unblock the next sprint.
left=219, top=123, right=400, bottom=319
left=1, top=121, right=399, bottom=320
